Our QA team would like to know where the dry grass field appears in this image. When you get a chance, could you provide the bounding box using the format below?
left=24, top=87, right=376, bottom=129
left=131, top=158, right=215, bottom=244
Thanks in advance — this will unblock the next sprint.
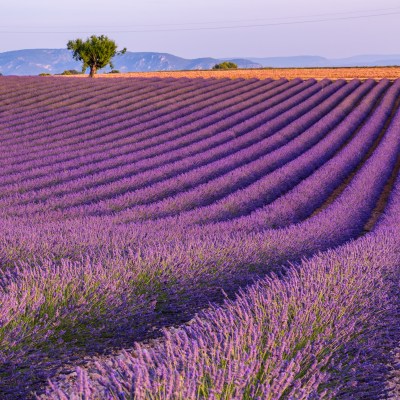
left=67, top=66, right=400, bottom=80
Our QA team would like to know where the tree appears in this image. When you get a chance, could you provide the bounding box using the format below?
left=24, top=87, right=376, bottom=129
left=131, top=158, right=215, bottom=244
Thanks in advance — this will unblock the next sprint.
left=67, top=35, right=126, bottom=78
left=212, top=61, right=238, bottom=70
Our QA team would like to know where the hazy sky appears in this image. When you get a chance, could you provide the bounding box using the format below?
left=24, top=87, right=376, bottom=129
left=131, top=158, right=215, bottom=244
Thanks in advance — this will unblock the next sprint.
left=1, top=0, right=400, bottom=58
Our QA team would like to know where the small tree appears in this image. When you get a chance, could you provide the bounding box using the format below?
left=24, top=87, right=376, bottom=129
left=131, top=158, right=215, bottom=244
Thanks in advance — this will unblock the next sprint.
left=212, top=61, right=238, bottom=70
left=67, top=35, right=126, bottom=78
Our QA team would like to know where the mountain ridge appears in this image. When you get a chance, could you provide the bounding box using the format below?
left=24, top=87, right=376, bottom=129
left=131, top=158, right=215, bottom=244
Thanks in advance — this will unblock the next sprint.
left=0, top=49, right=399, bottom=75
left=0, top=49, right=261, bottom=75
left=248, top=54, right=400, bottom=68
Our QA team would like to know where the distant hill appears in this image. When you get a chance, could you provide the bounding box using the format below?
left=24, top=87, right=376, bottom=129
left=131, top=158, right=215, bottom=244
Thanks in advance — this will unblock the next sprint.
left=248, top=56, right=328, bottom=68
left=1, top=49, right=399, bottom=75
left=0, top=49, right=261, bottom=75
left=248, top=54, right=400, bottom=68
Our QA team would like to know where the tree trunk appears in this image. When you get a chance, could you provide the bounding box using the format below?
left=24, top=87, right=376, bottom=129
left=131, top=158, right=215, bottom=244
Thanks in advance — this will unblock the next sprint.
left=89, top=65, right=97, bottom=78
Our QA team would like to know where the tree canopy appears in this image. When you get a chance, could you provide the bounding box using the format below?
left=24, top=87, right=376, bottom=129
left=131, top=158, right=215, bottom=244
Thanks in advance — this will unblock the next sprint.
left=67, top=35, right=126, bottom=77
left=212, top=62, right=238, bottom=70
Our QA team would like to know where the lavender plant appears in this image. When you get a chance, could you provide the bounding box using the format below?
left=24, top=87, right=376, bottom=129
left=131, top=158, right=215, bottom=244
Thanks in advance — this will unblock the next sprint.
left=0, top=76, right=399, bottom=399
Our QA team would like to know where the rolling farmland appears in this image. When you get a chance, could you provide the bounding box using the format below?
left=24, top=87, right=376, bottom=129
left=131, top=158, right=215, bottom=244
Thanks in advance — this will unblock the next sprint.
left=0, top=76, right=400, bottom=399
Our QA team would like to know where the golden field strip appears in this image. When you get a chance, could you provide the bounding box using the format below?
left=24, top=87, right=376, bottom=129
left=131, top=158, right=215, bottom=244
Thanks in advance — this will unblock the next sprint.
left=66, top=67, right=400, bottom=80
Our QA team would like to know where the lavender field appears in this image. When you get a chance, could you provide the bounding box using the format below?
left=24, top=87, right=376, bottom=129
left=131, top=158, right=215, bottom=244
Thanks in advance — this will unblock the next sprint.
left=1, top=76, right=400, bottom=399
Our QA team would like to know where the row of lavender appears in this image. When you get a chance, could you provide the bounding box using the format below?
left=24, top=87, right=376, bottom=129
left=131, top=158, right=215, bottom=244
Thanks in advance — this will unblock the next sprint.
left=46, top=173, right=400, bottom=399
left=3, top=78, right=395, bottom=224
left=2, top=102, right=400, bottom=397
left=0, top=78, right=390, bottom=220
left=0, top=79, right=307, bottom=194
left=0, top=77, right=399, bottom=398
left=0, top=79, right=301, bottom=188
left=0, top=79, right=345, bottom=213
left=0, top=78, right=259, bottom=153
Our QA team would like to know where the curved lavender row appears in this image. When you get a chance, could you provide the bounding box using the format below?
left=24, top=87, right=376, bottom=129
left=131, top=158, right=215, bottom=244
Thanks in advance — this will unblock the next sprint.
left=1, top=78, right=337, bottom=215
left=220, top=91, right=400, bottom=240
left=0, top=76, right=41, bottom=95
left=0, top=79, right=307, bottom=185
left=0, top=78, right=272, bottom=171
left=2, top=79, right=344, bottom=211
left=0, top=78, right=90, bottom=113
left=0, top=79, right=293, bottom=175
left=0, top=79, right=288, bottom=184
left=0, top=79, right=87, bottom=114
left=0, top=77, right=169, bottom=130
left=2, top=106, right=396, bottom=341
left=0, top=79, right=182, bottom=150
left=0, top=77, right=151, bottom=132
left=4, top=79, right=353, bottom=207
left=2, top=103, right=398, bottom=397
left=0, top=77, right=173, bottom=127
left=1, top=98, right=396, bottom=270
left=2, top=77, right=400, bottom=398
left=163, top=78, right=389, bottom=225
left=43, top=231, right=400, bottom=400
left=0, top=78, right=194, bottom=145
left=0, top=77, right=53, bottom=101
left=231, top=78, right=400, bottom=229
left=44, top=164, right=400, bottom=400
left=0, top=80, right=182, bottom=150
left=0, top=82, right=277, bottom=195
left=0, top=76, right=149, bottom=107
left=38, top=79, right=352, bottom=214
left=374, top=181, right=400, bottom=232
left=0, top=78, right=234, bottom=150
left=103, top=78, right=382, bottom=221
left=0, top=78, right=237, bottom=148
left=0, top=77, right=222, bottom=153
left=0, top=76, right=116, bottom=101
left=0, top=80, right=164, bottom=148
left=3, top=82, right=396, bottom=331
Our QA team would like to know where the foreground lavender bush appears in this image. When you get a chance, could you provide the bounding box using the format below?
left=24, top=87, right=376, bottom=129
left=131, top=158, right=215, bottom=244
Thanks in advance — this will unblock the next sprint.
left=44, top=228, right=400, bottom=399
left=44, top=172, right=400, bottom=398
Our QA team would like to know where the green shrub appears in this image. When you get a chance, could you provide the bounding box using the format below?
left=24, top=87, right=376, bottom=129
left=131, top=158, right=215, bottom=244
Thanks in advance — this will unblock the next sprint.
left=109, top=70, right=120, bottom=74
left=39, top=73, right=51, bottom=76
left=61, top=69, right=81, bottom=75
left=212, top=62, right=238, bottom=70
